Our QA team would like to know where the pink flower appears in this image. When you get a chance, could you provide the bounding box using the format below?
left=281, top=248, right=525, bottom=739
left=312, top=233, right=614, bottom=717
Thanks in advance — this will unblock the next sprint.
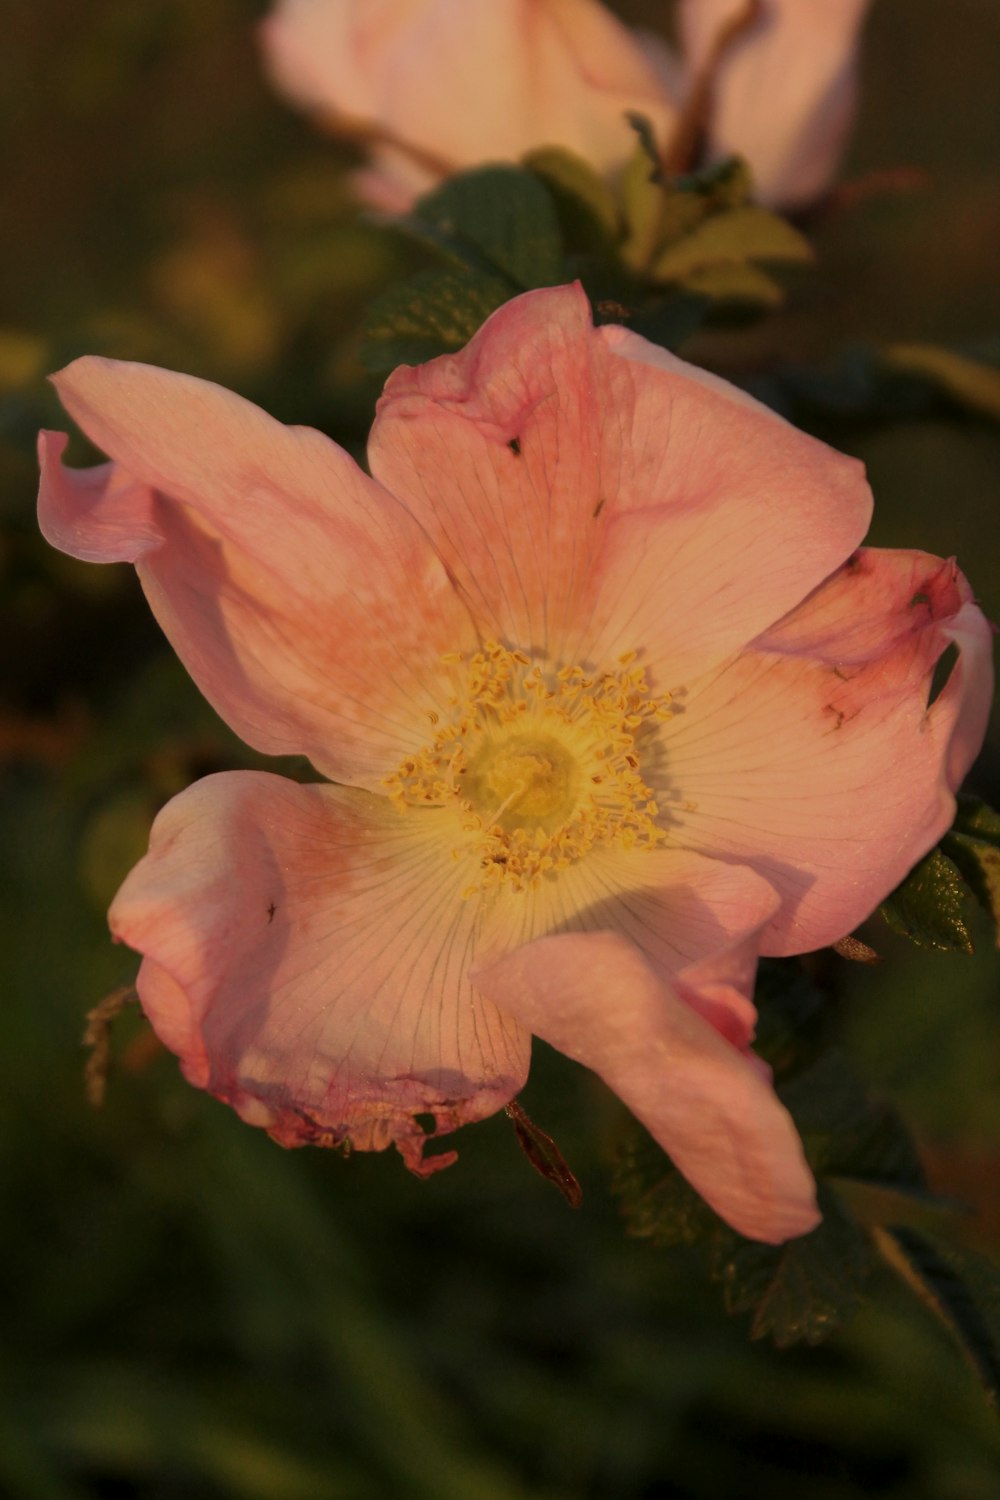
left=259, top=0, right=870, bottom=211
left=38, top=285, right=991, bottom=1243
left=679, top=0, right=872, bottom=210
left=260, top=0, right=678, bottom=211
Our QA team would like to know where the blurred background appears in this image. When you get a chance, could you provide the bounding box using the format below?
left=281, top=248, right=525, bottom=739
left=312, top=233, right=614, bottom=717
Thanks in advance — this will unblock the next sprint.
left=2, top=0, right=1000, bottom=1494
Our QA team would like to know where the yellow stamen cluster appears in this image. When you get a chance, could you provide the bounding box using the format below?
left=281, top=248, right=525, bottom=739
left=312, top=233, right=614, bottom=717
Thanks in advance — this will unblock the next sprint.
left=382, top=641, right=674, bottom=895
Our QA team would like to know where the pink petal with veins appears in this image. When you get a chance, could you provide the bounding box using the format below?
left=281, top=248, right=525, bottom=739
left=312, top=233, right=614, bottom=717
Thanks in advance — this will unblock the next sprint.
left=476, top=929, right=818, bottom=1243
left=662, top=549, right=993, bottom=953
left=370, top=284, right=872, bottom=682
left=39, top=362, right=477, bottom=789
left=112, top=771, right=529, bottom=1173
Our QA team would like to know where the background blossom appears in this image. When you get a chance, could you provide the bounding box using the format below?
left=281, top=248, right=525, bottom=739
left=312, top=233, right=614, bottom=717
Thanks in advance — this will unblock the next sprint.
left=261, top=0, right=871, bottom=208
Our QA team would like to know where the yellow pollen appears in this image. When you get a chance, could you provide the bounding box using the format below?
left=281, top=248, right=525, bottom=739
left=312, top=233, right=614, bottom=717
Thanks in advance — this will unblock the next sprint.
left=382, top=642, right=674, bottom=894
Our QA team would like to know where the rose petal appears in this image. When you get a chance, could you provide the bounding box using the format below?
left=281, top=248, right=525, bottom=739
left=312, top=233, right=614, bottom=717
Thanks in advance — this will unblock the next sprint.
left=261, top=0, right=678, bottom=206
left=40, top=361, right=477, bottom=787
left=520, top=842, right=779, bottom=982
left=370, top=285, right=871, bottom=683
left=661, top=549, right=994, bottom=953
left=680, top=0, right=870, bottom=209
left=475, top=929, right=819, bottom=1243
left=111, top=771, right=529, bottom=1173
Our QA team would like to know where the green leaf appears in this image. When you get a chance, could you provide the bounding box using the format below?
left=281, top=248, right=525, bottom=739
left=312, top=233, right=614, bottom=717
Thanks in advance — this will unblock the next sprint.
left=876, top=1226, right=1000, bottom=1408
left=880, top=847, right=975, bottom=953
left=778, top=1051, right=925, bottom=1194
left=883, top=343, right=1000, bottom=422
left=713, top=1186, right=874, bottom=1347
left=671, top=156, right=756, bottom=214
left=651, top=204, right=813, bottom=282
left=523, top=146, right=619, bottom=244
left=359, top=269, right=513, bottom=373
left=412, top=165, right=566, bottom=289
left=944, top=794, right=1000, bottom=944
left=750, top=958, right=826, bottom=1072
left=620, top=138, right=668, bottom=270
left=679, top=261, right=785, bottom=307
left=612, top=1123, right=723, bottom=1248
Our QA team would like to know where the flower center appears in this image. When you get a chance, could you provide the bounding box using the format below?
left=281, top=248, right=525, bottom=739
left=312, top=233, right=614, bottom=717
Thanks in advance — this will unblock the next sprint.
left=465, top=735, right=577, bottom=832
left=383, top=641, right=674, bottom=895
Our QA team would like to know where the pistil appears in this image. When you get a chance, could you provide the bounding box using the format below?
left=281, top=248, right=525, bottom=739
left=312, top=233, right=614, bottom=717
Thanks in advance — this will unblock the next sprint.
left=382, top=641, right=674, bottom=893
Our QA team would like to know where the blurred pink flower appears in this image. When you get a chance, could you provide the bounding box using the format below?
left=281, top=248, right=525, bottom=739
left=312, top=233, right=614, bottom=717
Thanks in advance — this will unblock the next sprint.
left=259, top=0, right=871, bottom=210
left=38, top=285, right=990, bottom=1242
left=680, top=0, right=872, bottom=209
left=259, top=0, right=678, bottom=211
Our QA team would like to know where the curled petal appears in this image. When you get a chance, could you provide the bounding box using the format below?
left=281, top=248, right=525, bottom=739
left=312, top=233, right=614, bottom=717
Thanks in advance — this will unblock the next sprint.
left=662, top=549, right=994, bottom=953
left=680, top=0, right=870, bottom=209
left=111, top=772, right=529, bottom=1173
left=370, top=285, right=872, bottom=681
left=39, top=360, right=477, bottom=787
left=475, top=929, right=819, bottom=1244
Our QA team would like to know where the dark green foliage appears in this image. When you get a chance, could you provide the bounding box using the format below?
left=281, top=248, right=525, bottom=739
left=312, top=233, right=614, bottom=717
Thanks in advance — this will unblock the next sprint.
left=620, top=148, right=811, bottom=306
left=611, top=1125, right=724, bottom=1249
left=714, top=1187, right=875, bottom=1347
left=612, top=963, right=968, bottom=1354
left=360, top=268, right=514, bottom=372
left=408, top=166, right=568, bottom=289
left=751, top=343, right=1000, bottom=432
left=359, top=165, right=574, bottom=372
left=882, top=344, right=1000, bottom=422
left=365, top=152, right=820, bottom=379
left=878, top=1228, right=1000, bottom=1409
left=881, top=847, right=975, bottom=953
left=522, top=146, right=619, bottom=247
left=777, top=1051, right=926, bottom=1193
left=944, top=794, right=1000, bottom=943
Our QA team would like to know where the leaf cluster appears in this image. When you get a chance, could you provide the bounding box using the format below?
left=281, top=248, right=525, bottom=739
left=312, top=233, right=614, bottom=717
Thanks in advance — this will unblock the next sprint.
left=612, top=920, right=1000, bottom=1411
left=612, top=1018, right=922, bottom=1349
left=360, top=145, right=813, bottom=374
left=880, top=795, right=1000, bottom=954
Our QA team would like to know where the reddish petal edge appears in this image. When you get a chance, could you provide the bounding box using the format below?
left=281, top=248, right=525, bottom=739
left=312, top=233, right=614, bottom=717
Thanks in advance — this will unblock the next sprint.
left=110, top=771, right=529, bottom=1177
left=474, top=929, right=819, bottom=1244
left=658, top=550, right=993, bottom=956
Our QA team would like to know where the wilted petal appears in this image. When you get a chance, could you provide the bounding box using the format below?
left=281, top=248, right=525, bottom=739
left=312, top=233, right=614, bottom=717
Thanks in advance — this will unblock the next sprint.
left=111, top=771, right=529, bottom=1172
left=680, top=0, right=870, bottom=209
left=662, top=549, right=994, bottom=953
left=39, top=361, right=477, bottom=787
left=476, top=928, right=818, bottom=1243
left=371, top=286, right=871, bottom=681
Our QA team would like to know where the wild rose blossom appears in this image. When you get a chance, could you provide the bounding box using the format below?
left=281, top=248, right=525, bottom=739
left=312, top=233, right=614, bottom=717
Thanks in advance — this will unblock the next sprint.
left=38, top=285, right=990, bottom=1244
left=259, top=0, right=871, bottom=211
left=679, top=0, right=872, bottom=210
